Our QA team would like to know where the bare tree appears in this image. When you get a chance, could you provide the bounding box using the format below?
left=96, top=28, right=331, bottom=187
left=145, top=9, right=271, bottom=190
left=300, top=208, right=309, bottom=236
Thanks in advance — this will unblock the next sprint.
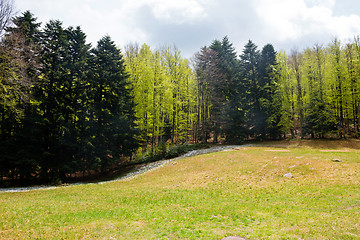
left=0, top=0, right=14, bottom=37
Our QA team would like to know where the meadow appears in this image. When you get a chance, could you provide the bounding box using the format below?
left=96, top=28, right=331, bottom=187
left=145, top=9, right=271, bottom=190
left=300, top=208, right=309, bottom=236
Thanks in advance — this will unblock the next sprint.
left=1, top=140, right=359, bottom=239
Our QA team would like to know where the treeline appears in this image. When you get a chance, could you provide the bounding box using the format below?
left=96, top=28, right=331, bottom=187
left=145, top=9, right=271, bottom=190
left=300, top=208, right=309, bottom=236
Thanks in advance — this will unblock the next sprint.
left=124, top=44, right=197, bottom=150
left=193, top=38, right=278, bottom=142
left=1, top=10, right=360, bottom=184
left=0, top=11, right=138, bottom=183
left=275, top=41, right=360, bottom=139
left=192, top=37, right=360, bottom=141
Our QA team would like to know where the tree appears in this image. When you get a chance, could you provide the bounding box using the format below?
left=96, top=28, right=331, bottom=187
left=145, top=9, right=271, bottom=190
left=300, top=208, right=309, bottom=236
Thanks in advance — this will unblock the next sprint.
left=268, top=52, right=295, bottom=139
left=34, top=19, right=71, bottom=180
left=194, top=46, right=225, bottom=142
left=210, top=36, right=244, bottom=142
left=0, top=0, right=14, bottom=37
left=125, top=43, right=165, bottom=152
left=345, top=39, right=360, bottom=137
left=34, top=20, right=91, bottom=180
left=258, top=44, right=278, bottom=138
left=125, top=43, right=197, bottom=151
left=55, top=26, right=92, bottom=176
left=288, top=49, right=304, bottom=137
left=303, top=45, right=336, bottom=138
left=161, top=46, right=195, bottom=144
left=328, top=38, right=347, bottom=138
left=0, top=10, right=41, bottom=182
left=88, top=35, right=138, bottom=171
left=239, top=40, right=261, bottom=138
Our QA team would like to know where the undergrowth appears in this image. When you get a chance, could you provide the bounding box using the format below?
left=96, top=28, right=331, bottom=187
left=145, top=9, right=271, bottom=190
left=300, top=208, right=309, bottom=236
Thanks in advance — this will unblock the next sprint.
left=134, top=143, right=210, bottom=164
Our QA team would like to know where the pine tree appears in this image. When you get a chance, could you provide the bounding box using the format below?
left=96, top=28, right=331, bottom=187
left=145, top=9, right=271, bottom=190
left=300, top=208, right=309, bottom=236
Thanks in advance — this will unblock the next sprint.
left=239, top=40, right=261, bottom=138
left=194, top=46, right=225, bottom=142
left=259, top=44, right=278, bottom=138
left=88, top=35, right=138, bottom=171
left=0, top=10, right=41, bottom=182
left=211, top=36, right=244, bottom=142
left=58, top=26, right=91, bottom=175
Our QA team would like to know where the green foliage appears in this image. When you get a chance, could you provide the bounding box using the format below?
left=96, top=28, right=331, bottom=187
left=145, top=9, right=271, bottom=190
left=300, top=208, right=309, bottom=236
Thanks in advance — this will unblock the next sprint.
left=195, top=36, right=360, bottom=141
left=135, top=143, right=210, bottom=163
left=268, top=53, right=295, bottom=138
left=0, top=12, right=139, bottom=184
left=265, top=39, right=360, bottom=139
left=194, top=37, right=245, bottom=143
left=86, top=35, right=138, bottom=171
left=124, top=44, right=197, bottom=149
left=193, top=46, right=222, bottom=142
left=0, top=10, right=41, bottom=182
left=2, top=10, right=360, bottom=186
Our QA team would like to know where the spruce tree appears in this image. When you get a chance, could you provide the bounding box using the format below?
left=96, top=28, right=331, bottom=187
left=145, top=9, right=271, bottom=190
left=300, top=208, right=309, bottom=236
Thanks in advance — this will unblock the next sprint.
left=259, top=44, right=278, bottom=138
left=88, top=35, right=138, bottom=171
left=239, top=40, right=261, bottom=138
left=208, top=36, right=244, bottom=142
left=0, top=10, right=41, bottom=182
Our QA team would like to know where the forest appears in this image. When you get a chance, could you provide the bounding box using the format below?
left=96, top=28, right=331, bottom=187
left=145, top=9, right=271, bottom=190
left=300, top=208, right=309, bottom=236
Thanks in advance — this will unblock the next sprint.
left=1, top=9, right=359, bottom=184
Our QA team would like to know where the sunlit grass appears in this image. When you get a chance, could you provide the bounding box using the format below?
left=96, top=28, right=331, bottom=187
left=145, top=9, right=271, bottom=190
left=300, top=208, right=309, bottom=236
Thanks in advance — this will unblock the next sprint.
left=1, top=140, right=359, bottom=239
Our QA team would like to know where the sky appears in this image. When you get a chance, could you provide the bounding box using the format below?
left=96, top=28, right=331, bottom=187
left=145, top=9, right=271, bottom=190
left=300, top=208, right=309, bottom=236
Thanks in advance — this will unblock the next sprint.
left=14, top=0, right=360, bottom=58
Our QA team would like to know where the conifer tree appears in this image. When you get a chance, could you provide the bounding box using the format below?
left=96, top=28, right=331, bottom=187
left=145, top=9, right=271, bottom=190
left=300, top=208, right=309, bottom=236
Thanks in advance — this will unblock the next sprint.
left=88, top=35, right=138, bottom=171
left=0, top=10, right=41, bottom=181
left=211, top=36, right=244, bottom=142
left=239, top=40, right=261, bottom=138
left=258, top=44, right=278, bottom=138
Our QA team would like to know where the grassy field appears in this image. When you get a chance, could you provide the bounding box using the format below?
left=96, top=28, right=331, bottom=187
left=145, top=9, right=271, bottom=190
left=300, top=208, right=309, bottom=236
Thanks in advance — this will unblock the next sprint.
left=1, top=140, right=359, bottom=239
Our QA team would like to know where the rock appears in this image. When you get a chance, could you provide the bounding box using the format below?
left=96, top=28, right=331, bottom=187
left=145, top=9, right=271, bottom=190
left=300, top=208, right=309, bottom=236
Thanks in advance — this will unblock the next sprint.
left=222, top=236, right=248, bottom=240
left=332, top=159, right=342, bottom=162
left=283, top=173, right=292, bottom=178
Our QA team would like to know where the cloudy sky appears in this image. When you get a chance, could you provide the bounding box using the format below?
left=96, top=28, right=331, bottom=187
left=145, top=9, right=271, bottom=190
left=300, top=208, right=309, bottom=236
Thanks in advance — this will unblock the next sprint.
left=15, top=0, right=360, bottom=58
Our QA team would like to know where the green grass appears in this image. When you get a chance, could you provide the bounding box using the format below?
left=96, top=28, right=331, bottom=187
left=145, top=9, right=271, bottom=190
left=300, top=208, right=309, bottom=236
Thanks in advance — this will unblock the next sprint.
left=1, top=140, right=360, bottom=239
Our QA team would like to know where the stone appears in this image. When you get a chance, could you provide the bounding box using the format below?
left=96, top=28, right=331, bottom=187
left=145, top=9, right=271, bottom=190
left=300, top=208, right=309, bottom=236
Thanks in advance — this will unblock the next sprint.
left=332, top=159, right=342, bottom=162
left=283, top=173, right=292, bottom=178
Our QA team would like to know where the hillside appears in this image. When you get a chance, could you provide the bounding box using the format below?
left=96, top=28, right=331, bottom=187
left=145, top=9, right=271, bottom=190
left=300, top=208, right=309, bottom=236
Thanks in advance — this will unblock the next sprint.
left=1, top=140, right=359, bottom=239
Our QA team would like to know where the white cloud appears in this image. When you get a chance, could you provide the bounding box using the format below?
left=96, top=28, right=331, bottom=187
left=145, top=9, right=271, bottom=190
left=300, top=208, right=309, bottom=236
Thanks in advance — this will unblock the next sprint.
left=147, top=0, right=208, bottom=23
left=254, top=0, right=360, bottom=43
left=305, top=0, right=335, bottom=8
left=253, top=0, right=307, bottom=40
left=15, top=0, right=360, bottom=57
left=16, top=0, right=209, bottom=47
